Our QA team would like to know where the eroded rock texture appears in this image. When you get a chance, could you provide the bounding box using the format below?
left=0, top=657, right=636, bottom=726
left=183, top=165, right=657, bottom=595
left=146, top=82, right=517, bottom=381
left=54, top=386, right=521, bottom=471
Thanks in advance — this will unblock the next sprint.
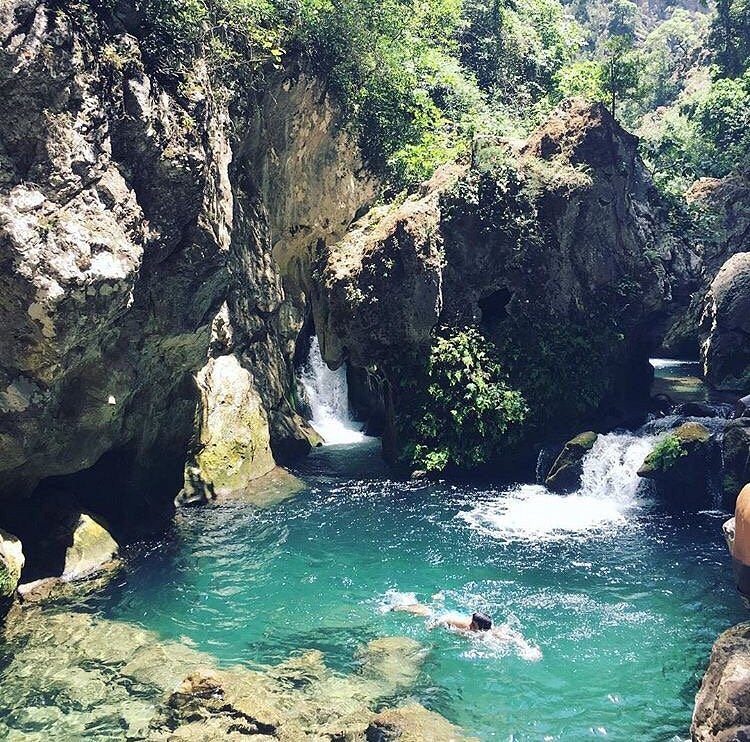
left=693, top=622, right=750, bottom=742
left=315, top=99, right=694, bottom=462
left=0, top=1, right=374, bottom=530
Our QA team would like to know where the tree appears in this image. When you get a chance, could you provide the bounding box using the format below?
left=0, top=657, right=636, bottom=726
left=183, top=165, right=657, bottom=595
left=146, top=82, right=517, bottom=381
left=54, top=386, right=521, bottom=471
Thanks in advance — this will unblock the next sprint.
left=601, top=34, right=641, bottom=118
left=711, top=0, right=750, bottom=77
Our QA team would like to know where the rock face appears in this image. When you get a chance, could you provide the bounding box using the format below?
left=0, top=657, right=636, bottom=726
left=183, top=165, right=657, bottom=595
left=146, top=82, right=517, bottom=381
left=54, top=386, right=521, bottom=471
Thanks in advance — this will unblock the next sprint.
left=545, top=431, right=598, bottom=493
left=692, top=622, right=750, bottom=741
left=637, top=422, right=716, bottom=504
left=315, top=99, right=693, bottom=463
left=0, top=1, right=374, bottom=532
left=703, top=252, right=750, bottom=391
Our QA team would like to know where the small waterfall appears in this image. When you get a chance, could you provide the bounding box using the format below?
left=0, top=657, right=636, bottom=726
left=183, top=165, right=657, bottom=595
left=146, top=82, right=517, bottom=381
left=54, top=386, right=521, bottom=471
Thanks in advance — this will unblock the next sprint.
left=298, top=337, right=366, bottom=445
left=460, top=432, right=658, bottom=543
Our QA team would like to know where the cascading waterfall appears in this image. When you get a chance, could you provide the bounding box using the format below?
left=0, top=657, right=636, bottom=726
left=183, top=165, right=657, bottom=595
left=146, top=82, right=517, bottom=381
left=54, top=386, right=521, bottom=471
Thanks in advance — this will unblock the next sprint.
left=298, top=337, right=366, bottom=445
left=461, top=432, right=658, bottom=542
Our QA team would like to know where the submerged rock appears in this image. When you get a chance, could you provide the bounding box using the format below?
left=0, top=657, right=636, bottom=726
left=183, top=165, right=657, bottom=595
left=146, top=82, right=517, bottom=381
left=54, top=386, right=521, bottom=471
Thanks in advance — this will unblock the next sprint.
left=544, top=432, right=597, bottom=493
left=692, top=622, right=750, bottom=741
left=366, top=703, right=477, bottom=741
left=0, top=608, right=469, bottom=741
left=0, top=529, right=24, bottom=605
left=637, top=422, right=716, bottom=505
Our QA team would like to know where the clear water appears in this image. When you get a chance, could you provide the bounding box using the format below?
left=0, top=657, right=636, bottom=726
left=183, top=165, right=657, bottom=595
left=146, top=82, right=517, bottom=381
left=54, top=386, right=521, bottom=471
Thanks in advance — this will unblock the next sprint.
left=76, top=436, right=746, bottom=741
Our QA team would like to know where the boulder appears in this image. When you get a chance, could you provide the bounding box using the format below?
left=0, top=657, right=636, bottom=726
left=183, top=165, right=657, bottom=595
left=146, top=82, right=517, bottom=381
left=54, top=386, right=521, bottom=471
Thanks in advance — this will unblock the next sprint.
left=692, top=622, right=750, bottom=741
left=177, top=355, right=276, bottom=506
left=673, top=401, right=719, bottom=418
left=723, top=419, right=750, bottom=507
left=61, top=513, right=119, bottom=582
left=0, top=528, right=24, bottom=603
left=637, top=422, right=716, bottom=505
left=544, top=432, right=598, bottom=493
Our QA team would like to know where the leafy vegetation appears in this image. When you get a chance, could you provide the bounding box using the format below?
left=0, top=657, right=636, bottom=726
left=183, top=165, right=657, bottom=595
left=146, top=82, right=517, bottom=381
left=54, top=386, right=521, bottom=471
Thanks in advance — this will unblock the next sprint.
left=397, top=328, right=527, bottom=473
left=644, top=434, right=688, bottom=472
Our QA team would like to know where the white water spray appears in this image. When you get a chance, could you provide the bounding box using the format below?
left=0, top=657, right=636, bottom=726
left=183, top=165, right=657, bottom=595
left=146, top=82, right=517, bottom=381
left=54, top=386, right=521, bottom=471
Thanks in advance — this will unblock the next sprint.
left=460, top=432, right=657, bottom=543
left=298, top=337, right=366, bottom=445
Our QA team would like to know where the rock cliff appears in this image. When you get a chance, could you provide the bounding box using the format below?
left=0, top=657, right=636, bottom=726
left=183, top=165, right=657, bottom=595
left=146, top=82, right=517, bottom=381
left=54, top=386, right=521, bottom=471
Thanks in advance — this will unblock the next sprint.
left=314, top=99, right=694, bottom=465
left=0, top=1, right=374, bottom=541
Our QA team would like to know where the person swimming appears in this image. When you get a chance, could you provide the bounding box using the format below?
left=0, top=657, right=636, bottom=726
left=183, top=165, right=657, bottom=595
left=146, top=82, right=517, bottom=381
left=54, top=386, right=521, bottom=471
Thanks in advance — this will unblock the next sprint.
left=391, top=600, right=493, bottom=632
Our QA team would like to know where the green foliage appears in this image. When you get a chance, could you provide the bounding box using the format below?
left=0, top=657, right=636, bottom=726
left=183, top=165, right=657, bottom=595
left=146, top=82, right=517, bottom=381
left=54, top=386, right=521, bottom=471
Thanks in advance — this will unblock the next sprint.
left=710, top=0, right=750, bottom=78
left=646, top=434, right=687, bottom=472
left=400, top=328, right=527, bottom=473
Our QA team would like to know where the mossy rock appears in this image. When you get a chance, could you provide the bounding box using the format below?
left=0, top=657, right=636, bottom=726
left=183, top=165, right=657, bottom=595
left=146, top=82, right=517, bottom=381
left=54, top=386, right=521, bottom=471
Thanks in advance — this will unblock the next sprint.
left=0, top=529, right=24, bottom=601
left=179, top=355, right=276, bottom=505
left=62, top=514, right=119, bottom=582
left=637, top=422, right=716, bottom=505
left=545, top=431, right=597, bottom=493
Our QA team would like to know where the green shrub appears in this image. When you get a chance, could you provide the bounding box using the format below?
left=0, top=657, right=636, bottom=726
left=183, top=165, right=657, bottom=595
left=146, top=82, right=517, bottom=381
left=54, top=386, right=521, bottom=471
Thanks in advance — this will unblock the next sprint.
left=400, top=327, right=528, bottom=473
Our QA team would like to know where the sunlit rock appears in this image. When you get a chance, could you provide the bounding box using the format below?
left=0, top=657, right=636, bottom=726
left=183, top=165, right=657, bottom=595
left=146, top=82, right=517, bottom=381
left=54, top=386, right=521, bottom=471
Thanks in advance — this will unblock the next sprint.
left=0, top=528, right=24, bottom=604
left=692, top=622, right=750, bottom=741
left=61, top=513, right=119, bottom=582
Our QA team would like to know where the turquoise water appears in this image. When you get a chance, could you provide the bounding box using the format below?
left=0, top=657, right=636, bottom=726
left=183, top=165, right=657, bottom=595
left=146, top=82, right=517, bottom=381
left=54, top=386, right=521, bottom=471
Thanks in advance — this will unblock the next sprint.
left=85, top=436, right=746, bottom=740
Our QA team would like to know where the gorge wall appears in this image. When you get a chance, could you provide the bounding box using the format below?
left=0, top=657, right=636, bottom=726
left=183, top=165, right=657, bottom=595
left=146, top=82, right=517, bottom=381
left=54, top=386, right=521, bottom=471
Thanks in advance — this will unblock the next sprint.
left=313, top=99, right=700, bottom=468
left=0, top=0, right=374, bottom=542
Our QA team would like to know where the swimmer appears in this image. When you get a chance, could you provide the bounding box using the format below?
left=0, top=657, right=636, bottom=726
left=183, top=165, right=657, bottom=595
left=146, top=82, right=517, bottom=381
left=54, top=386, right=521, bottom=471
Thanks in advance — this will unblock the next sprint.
left=391, top=602, right=433, bottom=616
left=432, top=611, right=493, bottom=633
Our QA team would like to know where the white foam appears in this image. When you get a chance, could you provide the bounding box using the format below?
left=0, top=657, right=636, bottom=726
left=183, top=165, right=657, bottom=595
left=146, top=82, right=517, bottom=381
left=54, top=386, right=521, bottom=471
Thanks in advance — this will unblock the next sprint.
left=459, top=433, right=656, bottom=543
left=378, top=589, right=420, bottom=613
left=298, top=337, right=366, bottom=445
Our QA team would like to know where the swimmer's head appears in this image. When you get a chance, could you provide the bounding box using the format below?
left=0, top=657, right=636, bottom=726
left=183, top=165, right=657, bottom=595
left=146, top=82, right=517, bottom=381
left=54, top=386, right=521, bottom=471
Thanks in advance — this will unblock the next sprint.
left=470, top=612, right=492, bottom=631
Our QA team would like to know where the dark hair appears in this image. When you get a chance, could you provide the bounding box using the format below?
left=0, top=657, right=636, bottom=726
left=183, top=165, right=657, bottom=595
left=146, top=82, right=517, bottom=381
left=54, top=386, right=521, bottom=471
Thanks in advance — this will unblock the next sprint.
left=471, top=612, right=492, bottom=631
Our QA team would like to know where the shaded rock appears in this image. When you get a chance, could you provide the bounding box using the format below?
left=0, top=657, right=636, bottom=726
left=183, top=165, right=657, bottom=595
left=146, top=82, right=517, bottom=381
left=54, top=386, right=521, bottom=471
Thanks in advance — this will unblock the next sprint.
left=692, top=622, right=750, bottom=741
left=674, top=401, right=719, bottom=418
left=366, top=703, right=477, bottom=741
left=544, top=431, right=597, bottom=493
left=61, top=513, right=119, bottom=582
left=0, top=528, right=23, bottom=604
left=702, top=252, right=750, bottom=391
left=723, top=419, right=750, bottom=507
left=637, top=422, right=716, bottom=505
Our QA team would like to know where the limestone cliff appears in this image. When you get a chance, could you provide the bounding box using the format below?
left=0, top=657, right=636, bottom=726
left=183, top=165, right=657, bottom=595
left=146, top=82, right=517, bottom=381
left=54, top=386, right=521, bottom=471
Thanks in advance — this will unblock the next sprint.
left=314, top=99, right=694, bottom=466
left=0, top=1, right=374, bottom=537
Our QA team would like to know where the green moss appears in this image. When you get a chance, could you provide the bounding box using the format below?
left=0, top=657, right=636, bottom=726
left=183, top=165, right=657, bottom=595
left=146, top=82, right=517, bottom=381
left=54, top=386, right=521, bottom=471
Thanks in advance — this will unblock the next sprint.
left=641, top=434, right=687, bottom=473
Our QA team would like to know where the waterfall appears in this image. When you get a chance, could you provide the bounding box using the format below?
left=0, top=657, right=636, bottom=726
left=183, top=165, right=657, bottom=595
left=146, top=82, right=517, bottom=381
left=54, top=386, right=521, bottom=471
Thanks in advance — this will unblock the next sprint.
left=298, top=337, right=366, bottom=445
left=460, top=432, right=658, bottom=543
